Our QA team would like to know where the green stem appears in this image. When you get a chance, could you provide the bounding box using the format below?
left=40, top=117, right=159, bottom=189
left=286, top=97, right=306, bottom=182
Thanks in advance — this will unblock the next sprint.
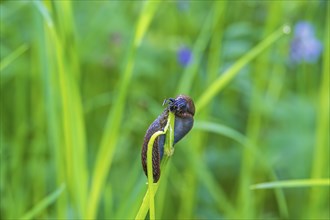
left=136, top=112, right=175, bottom=220
left=147, top=129, right=168, bottom=219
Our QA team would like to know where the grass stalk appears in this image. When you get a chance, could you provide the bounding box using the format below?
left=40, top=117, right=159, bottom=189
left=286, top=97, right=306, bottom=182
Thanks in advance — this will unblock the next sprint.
left=35, top=1, right=88, bottom=217
left=39, top=15, right=67, bottom=220
left=87, top=2, right=160, bottom=218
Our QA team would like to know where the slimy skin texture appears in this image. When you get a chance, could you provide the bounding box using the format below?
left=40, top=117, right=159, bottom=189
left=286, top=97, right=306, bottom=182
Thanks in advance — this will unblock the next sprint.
left=141, top=95, right=195, bottom=183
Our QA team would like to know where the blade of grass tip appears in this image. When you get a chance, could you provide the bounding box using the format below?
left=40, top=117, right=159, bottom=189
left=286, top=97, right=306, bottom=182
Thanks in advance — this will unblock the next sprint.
left=19, top=184, right=66, bottom=220
left=87, top=2, right=160, bottom=219
left=177, top=1, right=223, bottom=94
left=250, top=179, right=330, bottom=190
left=0, top=44, right=28, bottom=72
left=196, top=25, right=291, bottom=112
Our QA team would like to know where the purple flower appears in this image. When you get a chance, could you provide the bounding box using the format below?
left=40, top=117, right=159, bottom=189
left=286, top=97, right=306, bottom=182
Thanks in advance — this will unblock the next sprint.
left=290, top=21, right=323, bottom=64
left=177, top=47, right=193, bottom=67
left=294, top=22, right=315, bottom=38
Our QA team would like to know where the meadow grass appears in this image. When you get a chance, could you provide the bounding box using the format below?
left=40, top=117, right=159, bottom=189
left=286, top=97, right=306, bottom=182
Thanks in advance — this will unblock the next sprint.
left=1, top=1, right=329, bottom=220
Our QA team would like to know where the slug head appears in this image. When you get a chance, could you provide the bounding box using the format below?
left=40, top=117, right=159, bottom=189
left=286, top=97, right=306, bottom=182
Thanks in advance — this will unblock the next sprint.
left=164, top=95, right=195, bottom=118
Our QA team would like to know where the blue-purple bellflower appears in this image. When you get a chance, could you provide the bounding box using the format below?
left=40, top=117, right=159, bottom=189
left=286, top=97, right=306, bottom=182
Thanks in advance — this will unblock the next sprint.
left=290, top=21, right=323, bottom=64
left=177, top=47, right=193, bottom=67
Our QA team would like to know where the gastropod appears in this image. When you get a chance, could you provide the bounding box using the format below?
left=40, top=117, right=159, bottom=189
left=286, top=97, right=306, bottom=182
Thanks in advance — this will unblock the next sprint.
left=141, top=95, right=195, bottom=183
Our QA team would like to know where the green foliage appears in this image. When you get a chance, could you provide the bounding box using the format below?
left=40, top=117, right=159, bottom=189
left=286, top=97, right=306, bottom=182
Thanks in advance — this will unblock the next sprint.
left=1, top=1, right=328, bottom=219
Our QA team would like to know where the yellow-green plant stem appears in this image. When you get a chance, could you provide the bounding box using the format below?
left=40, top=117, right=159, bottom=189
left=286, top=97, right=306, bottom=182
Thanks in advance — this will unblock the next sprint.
left=136, top=112, right=175, bottom=220
left=147, top=129, right=170, bottom=219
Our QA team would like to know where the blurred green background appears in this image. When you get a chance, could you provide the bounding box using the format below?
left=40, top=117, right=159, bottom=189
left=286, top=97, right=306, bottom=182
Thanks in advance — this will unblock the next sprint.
left=1, top=1, right=329, bottom=219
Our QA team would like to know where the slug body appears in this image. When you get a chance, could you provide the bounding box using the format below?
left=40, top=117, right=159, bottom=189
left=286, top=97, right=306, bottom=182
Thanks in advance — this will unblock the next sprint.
left=141, top=95, right=195, bottom=183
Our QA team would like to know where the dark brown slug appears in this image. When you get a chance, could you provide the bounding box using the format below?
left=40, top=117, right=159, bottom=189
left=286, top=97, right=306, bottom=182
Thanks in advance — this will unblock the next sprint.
left=141, top=95, right=195, bottom=183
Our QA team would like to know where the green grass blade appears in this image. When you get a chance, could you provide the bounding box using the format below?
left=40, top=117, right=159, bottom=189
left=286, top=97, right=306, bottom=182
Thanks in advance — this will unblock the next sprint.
left=196, top=25, right=291, bottom=112
left=87, top=2, right=160, bottom=218
left=0, top=44, right=28, bottom=72
left=34, top=1, right=88, bottom=217
left=251, top=179, right=330, bottom=190
left=54, top=2, right=88, bottom=216
left=194, top=121, right=246, bottom=145
left=19, top=184, right=66, bottom=220
left=34, top=3, right=67, bottom=217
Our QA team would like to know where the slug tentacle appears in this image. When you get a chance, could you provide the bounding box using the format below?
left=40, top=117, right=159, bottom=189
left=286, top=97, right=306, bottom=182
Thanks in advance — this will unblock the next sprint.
left=141, top=95, right=195, bottom=183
